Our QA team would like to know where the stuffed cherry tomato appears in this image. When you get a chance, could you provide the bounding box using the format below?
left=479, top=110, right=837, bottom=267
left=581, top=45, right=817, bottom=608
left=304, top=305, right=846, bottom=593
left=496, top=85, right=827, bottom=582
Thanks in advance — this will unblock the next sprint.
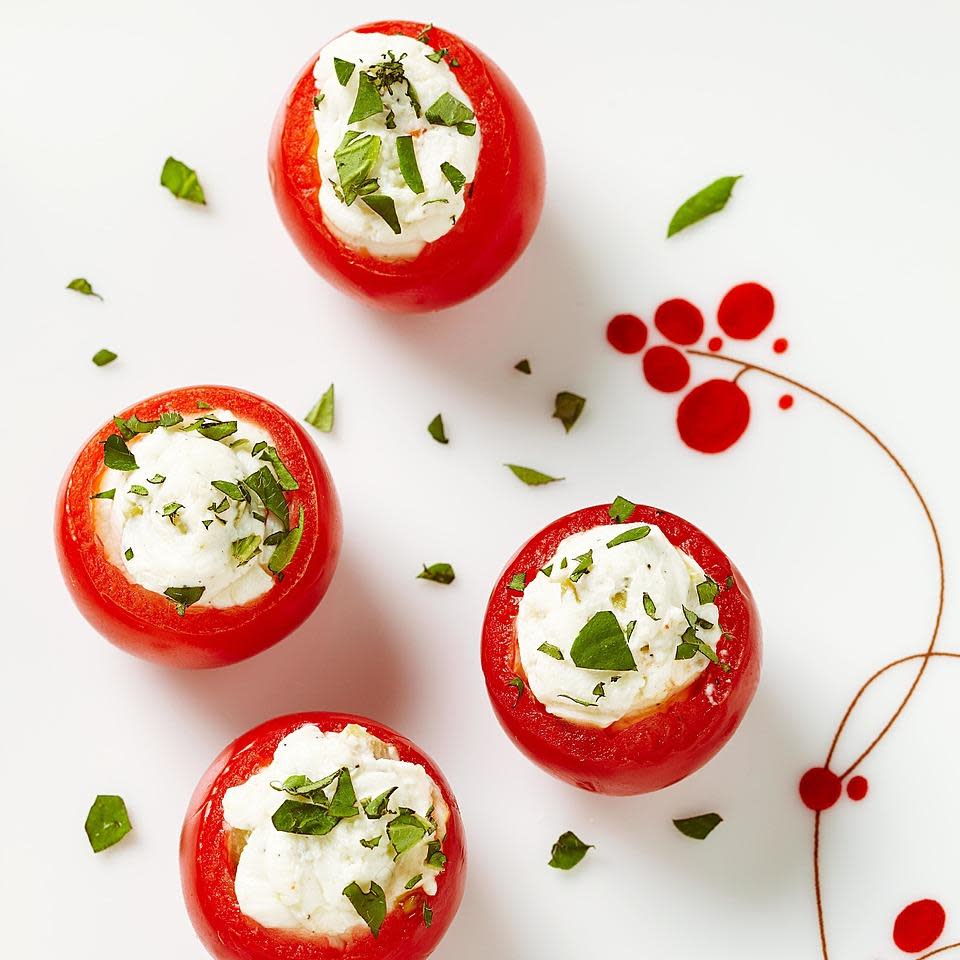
left=55, top=385, right=341, bottom=669
left=181, top=713, right=466, bottom=960
left=481, top=499, right=761, bottom=795
left=269, top=20, right=545, bottom=313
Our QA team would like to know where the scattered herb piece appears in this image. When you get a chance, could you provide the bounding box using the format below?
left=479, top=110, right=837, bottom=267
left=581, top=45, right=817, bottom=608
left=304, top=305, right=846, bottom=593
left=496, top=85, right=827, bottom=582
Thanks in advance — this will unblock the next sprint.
left=84, top=795, right=132, bottom=852
left=91, top=488, right=116, bottom=500
left=334, top=131, right=381, bottom=206
left=197, top=419, right=237, bottom=441
left=162, top=502, right=183, bottom=520
left=427, top=413, right=448, bottom=444
left=124, top=547, right=134, bottom=561
left=159, top=411, right=183, bottom=428
left=568, top=550, right=593, bottom=583
left=129, top=485, right=149, bottom=496
left=147, top=474, right=165, bottom=484
left=417, top=23, right=433, bottom=42
left=541, top=564, right=553, bottom=577
left=423, top=903, right=433, bottom=927
left=387, top=811, right=430, bottom=858
left=553, top=392, right=586, bottom=433
left=103, top=434, right=137, bottom=471
left=570, top=611, right=638, bottom=671
left=343, top=881, right=387, bottom=937
left=667, top=175, right=742, bottom=238
left=548, top=831, right=592, bottom=870
left=508, top=572, right=527, bottom=592
left=363, top=787, right=398, bottom=819
left=425, top=840, right=447, bottom=870
left=360, top=835, right=382, bottom=849
left=334, top=57, right=356, bottom=85
left=425, top=92, right=474, bottom=127
left=505, top=464, right=563, bottom=486
left=268, top=508, right=304, bottom=574
left=211, top=480, right=245, bottom=501
left=348, top=71, right=384, bottom=123
left=362, top=193, right=402, bottom=234
left=232, top=534, right=261, bottom=565
left=163, top=585, right=205, bottom=616
left=456, top=120, right=475, bottom=135
left=92, top=348, right=117, bottom=367
left=328, top=768, right=360, bottom=819
left=643, top=593, right=658, bottom=619
left=608, top=496, right=636, bottom=523
left=592, top=682, right=606, bottom=699
left=606, top=525, right=651, bottom=548
left=67, top=277, right=102, bottom=300
left=243, top=467, right=289, bottom=528
left=262, top=531, right=284, bottom=546
left=305, top=384, right=335, bottom=432
left=396, top=136, right=425, bottom=194
left=405, top=874, right=423, bottom=890
left=514, top=358, right=531, bottom=374
left=673, top=812, right=723, bottom=840
left=259, top=446, right=299, bottom=490
left=624, top=620, right=637, bottom=640
left=508, top=675, right=525, bottom=704
left=538, top=642, right=564, bottom=660
left=272, top=799, right=339, bottom=837
left=440, top=161, right=466, bottom=194
left=196, top=401, right=213, bottom=410
left=418, top=563, right=455, bottom=585
left=697, top=577, right=720, bottom=605
left=558, top=693, right=600, bottom=708
left=313, top=94, right=324, bottom=109
left=426, top=48, right=447, bottom=63
left=160, top=156, right=206, bottom=204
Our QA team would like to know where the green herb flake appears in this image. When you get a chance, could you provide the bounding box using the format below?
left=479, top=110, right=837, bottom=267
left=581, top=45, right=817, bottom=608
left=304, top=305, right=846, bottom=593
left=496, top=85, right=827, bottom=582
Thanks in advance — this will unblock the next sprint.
left=427, top=413, right=448, bottom=444
left=360, top=835, right=382, bottom=849
left=508, top=675, right=525, bottom=704
left=425, top=92, right=475, bottom=127
left=541, top=564, right=553, bottom=577
left=124, top=547, right=134, bottom=561
left=259, top=446, right=299, bottom=490
left=129, top=485, right=149, bottom=496
left=405, top=874, right=423, bottom=890
left=334, top=131, right=382, bottom=206
left=196, top=401, right=213, bottom=410
left=268, top=507, right=304, bottom=574
left=348, top=71, right=384, bottom=124
left=396, top=136, right=425, bottom=194
left=91, top=488, right=116, bottom=500
left=343, top=881, right=387, bottom=938
left=305, top=384, right=335, bottom=432
left=313, top=93, right=325, bottom=109
left=272, top=800, right=339, bottom=837
left=67, top=277, right=102, bottom=300
left=160, top=156, right=206, bottom=204
left=159, top=411, right=184, bottom=428
left=514, top=358, right=532, bottom=374
left=163, top=585, right=205, bottom=616
left=387, top=811, right=429, bottom=858
left=334, top=57, right=356, bottom=85
left=624, top=620, right=637, bottom=640
left=211, top=480, right=245, bottom=501
left=568, top=550, right=593, bottom=583
left=197, top=419, right=238, bottom=441
left=697, top=577, right=720, bottom=605
left=440, top=161, right=466, bottom=194
left=423, top=903, right=433, bottom=927
left=162, top=501, right=183, bottom=519
left=570, top=611, right=638, bottom=672
left=92, top=348, right=117, bottom=367
left=673, top=812, right=723, bottom=840
left=643, top=593, right=658, bottom=620
left=103, top=434, right=138, bottom=471
left=608, top=496, right=637, bottom=523
left=667, top=175, right=742, bottom=238
left=84, top=795, right=132, bottom=852
left=508, top=572, right=527, bottom=592
left=548, top=831, right=592, bottom=870
left=363, top=787, right=398, bottom=819
left=147, top=474, right=165, bottom=484
left=558, top=693, right=600, bottom=708
left=553, top=392, right=586, bottom=433
left=505, top=464, right=563, bottom=486
left=456, top=120, right=475, bottom=136
left=606, top=525, right=651, bottom=549
left=538, top=642, right=564, bottom=661
left=262, top=531, right=284, bottom=546
left=243, top=466, right=289, bottom=528
left=328, top=768, right=360, bottom=820
left=426, top=47, right=447, bottom=63
left=425, top=839, right=447, bottom=870
left=232, top=534, right=261, bottom=565
left=418, top=562, right=455, bottom=585
left=362, top=193, right=402, bottom=234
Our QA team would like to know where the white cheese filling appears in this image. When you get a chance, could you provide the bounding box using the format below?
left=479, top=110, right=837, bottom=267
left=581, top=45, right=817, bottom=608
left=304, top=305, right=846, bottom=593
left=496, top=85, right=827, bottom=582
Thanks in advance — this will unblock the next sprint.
left=313, top=31, right=482, bottom=259
left=516, top=523, right=722, bottom=728
left=95, top=411, right=285, bottom=608
left=223, top=724, right=449, bottom=939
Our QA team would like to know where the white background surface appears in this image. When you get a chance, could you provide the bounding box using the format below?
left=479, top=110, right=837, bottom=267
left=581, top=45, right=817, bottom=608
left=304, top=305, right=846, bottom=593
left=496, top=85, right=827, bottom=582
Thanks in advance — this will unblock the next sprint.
left=2, top=1, right=959, bottom=957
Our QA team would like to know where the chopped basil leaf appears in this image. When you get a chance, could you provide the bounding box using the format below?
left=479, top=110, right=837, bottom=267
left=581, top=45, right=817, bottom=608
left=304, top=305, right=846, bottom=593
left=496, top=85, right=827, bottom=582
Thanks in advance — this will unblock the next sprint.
left=162, top=501, right=183, bottom=519
left=114, top=414, right=159, bottom=437
left=423, top=903, right=433, bottom=927
left=313, top=93, right=324, bottom=109
left=541, top=564, right=553, bottom=577
left=211, top=480, right=245, bottom=501
left=425, top=839, right=447, bottom=870
left=196, top=400, right=213, bottom=410
left=163, top=585, right=205, bottom=616
left=440, top=161, right=466, bottom=194
left=334, top=131, right=382, bottom=206
left=251, top=440, right=268, bottom=456
left=570, top=611, right=637, bottom=671
left=328, top=767, right=360, bottom=819
left=427, top=413, right=448, bottom=444
left=558, top=693, right=600, bottom=707
left=675, top=625, right=721, bottom=664
left=607, top=525, right=651, bottom=548
left=129, top=485, right=148, bottom=496
left=230, top=438, right=250, bottom=450
left=124, top=547, right=134, bottom=561
left=417, top=23, right=433, bottom=42
left=259, top=446, right=299, bottom=490
left=147, top=474, right=165, bottom=484
left=262, top=531, right=284, bottom=546
left=160, top=156, right=206, bottom=204
left=91, top=488, right=116, bottom=500
left=505, top=464, right=563, bottom=486
left=232, top=534, right=261, bottom=565
left=243, top=466, right=289, bottom=528
left=202, top=519, right=213, bottom=529
left=456, top=120, right=476, bottom=136
left=210, top=497, right=229, bottom=514
left=697, top=577, right=720, bottom=604
left=387, top=811, right=429, bottom=858
left=396, top=136, right=425, bottom=194
left=426, top=47, right=447, bottom=63
left=425, top=92, right=474, bottom=127
left=593, top=682, right=606, bottom=698
left=418, top=562, right=455, bottom=584
left=197, top=419, right=237, bottom=441
left=103, top=434, right=137, bottom=471
left=305, top=384, right=335, bottom=432
left=508, top=675, right=525, bottom=704
left=363, top=787, right=398, bottom=819
left=92, top=348, right=117, bottom=367
left=343, top=881, right=387, bottom=938
left=508, top=572, right=526, bottom=592
left=360, top=835, right=382, bottom=849
left=624, top=620, right=637, bottom=640
left=405, top=874, right=423, bottom=889
left=361, top=194, right=401, bottom=234
left=560, top=558, right=568, bottom=569
left=673, top=812, right=723, bottom=840
left=548, top=831, right=592, bottom=870
left=268, top=507, right=304, bottom=574
left=553, top=392, right=586, bottom=433
left=384, top=109, right=397, bottom=129
left=334, top=57, right=356, bottom=85
left=668, top=175, right=742, bottom=237
left=67, top=277, right=102, bottom=300
left=538, top=642, right=564, bottom=660
left=253, top=512, right=267, bottom=523
left=608, top=496, right=637, bottom=523
left=568, top=550, right=593, bottom=583
left=348, top=71, right=384, bottom=124
left=272, top=799, right=339, bottom=836
left=514, top=358, right=531, bottom=374
left=423, top=198, right=449, bottom=205
left=643, top=593, right=658, bottom=619
left=84, top=795, right=132, bottom=852
left=159, top=411, right=183, bottom=428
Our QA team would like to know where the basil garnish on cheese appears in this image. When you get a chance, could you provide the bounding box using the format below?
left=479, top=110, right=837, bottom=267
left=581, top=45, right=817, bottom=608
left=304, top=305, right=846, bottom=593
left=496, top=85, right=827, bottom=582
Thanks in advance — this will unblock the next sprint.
left=570, top=611, right=637, bottom=671
left=343, top=881, right=387, bottom=937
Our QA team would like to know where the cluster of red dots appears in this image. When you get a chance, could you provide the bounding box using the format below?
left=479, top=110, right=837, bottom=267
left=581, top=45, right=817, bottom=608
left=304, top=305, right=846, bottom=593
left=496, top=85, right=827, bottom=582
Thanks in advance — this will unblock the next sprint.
left=607, top=283, right=790, bottom=453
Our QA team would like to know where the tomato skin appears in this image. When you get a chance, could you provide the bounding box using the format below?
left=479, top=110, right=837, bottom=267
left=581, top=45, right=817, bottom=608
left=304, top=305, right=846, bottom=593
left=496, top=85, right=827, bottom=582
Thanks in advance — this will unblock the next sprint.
left=269, top=20, right=546, bottom=313
left=180, top=713, right=467, bottom=960
left=54, top=385, right=341, bottom=669
left=481, top=505, right=762, bottom=795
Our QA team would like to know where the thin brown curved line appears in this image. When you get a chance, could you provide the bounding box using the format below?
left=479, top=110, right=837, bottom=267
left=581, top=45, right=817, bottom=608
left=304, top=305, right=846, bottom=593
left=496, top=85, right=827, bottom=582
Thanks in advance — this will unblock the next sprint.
left=917, top=943, right=960, bottom=960
left=813, top=812, right=827, bottom=958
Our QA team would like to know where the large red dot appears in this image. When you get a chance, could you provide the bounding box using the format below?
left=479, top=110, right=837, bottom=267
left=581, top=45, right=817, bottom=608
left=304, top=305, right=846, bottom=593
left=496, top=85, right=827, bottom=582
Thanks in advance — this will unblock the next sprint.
left=798, top=767, right=842, bottom=811
left=643, top=345, right=690, bottom=393
left=718, top=283, right=775, bottom=339
left=654, top=299, right=704, bottom=345
left=846, top=775, right=868, bottom=801
left=677, top=379, right=750, bottom=453
left=894, top=900, right=946, bottom=953
left=607, top=313, right=648, bottom=354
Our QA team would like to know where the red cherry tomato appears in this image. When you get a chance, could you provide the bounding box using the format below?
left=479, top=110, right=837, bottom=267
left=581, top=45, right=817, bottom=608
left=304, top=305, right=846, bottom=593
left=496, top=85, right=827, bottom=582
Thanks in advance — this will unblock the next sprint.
left=481, top=504, right=762, bottom=795
left=55, top=385, right=341, bottom=669
left=269, top=20, right=546, bottom=313
left=180, top=713, right=467, bottom=960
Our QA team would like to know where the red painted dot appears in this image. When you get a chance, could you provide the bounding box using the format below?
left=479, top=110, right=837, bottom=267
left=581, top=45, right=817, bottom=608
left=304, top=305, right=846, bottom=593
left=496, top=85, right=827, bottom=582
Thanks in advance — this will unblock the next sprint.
left=894, top=900, right=946, bottom=953
left=798, top=767, right=842, bottom=811
left=643, top=345, right=690, bottom=393
left=846, top=776, right=868, bottom=801
left=606, top=313, right=648, bottom=354
left=773, top=337, right=789, bottom=354
left=654, top=299, right=704, bottom=345
left=708, top=336, right=723, bottom=352
left=778, top=394, right=794, bottom=410
left=718, top=283, right=775, bottom=339
left=676, top=379, right=751, bottom=453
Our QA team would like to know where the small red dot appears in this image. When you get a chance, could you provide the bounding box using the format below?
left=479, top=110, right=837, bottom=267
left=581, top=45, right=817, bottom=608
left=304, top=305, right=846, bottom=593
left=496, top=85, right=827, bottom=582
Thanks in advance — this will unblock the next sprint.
left=778, top=394, right=794, bottom=410
left=708, top=337, right=723, bottom=352
left=654, top=299, right=704, bottom=345
left=642, top=345, right=690, bottom=393
left=606, top=313, right=648, bottom=354
left=773, top=337, right=789, bottom=354
left=718, top=283, right=775, bottom=339
left=798, top=767, right=841, bottom=811
left=894, top=899, right=946, bottom=953
left=846, top=776, right=868, bottom=801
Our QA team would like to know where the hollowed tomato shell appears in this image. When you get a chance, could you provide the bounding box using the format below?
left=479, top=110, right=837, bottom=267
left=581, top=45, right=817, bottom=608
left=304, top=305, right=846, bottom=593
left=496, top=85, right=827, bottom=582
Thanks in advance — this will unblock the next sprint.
left=268, top=20, right=546, bottom=313
left=180, top=712, right=467, bottom=960
left=481, top=504, right=762, bottom=795
left=55, top=385, right=341, bottom=669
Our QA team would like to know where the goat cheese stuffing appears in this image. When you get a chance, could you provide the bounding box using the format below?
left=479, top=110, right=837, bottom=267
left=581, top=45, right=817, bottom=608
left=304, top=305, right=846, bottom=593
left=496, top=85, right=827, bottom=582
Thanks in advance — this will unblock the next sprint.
left=223, top=724, right=449, bottom=939
left=313, top=31, right=481, bottom=259
left=95, top=410, right=291, bottom=609
left=516, top=523, right=723, bottom=728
